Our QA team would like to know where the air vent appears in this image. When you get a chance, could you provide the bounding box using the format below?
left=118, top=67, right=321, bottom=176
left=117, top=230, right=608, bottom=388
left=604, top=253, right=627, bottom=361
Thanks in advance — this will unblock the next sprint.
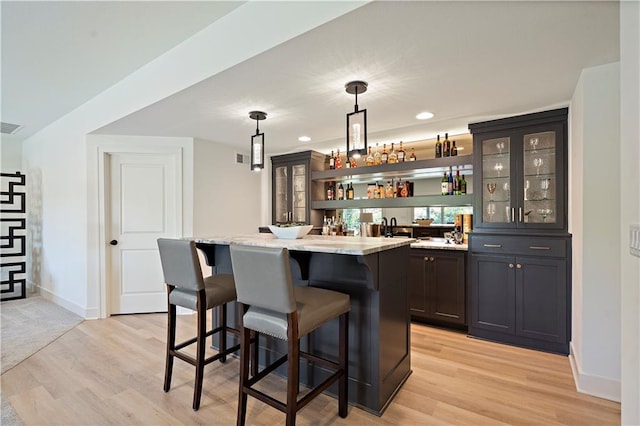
left=235, top=153, right=248, bottom=165
left=1, top=122, right=21, bottom=135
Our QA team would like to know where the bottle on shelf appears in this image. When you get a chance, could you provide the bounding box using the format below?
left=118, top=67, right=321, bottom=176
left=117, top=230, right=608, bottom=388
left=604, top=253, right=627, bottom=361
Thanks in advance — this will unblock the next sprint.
left=350, top=157, right=357, bottom=168
left=460, top=174, right=467, bottom=194
left=385, top=180, right=394, bottom=198
left=400, top=180, right=409, bottom=197
left=337, top=182, right=345, bottom=200
left=451, top=140, right=458, bottom=156
left=335, top=149, right=343, bottom=169
left=388, top=143, right=398, bottom=164
left=443, top=133, right=451, bottom=157
left=327, top=181, right=334, bottom=200
left=441, top=172, right=448, bottom=196
left=366, top=146, right=374, bottom=166
left=447, top=166, right=454, bottom=195
left=373, top=143, right=382, bottom=165
left=345, top=157, right=351, bottom=168
left=398, top=141, right=406, bottom=162
left=329, top=150, right=335, bottom=169
left=455, top=169, right=461, bottom=195
left=435, top=135, right=442, bottom=158
left=409, top=148, right=417, bottom=161
left=322, top=216, right=329, bottom=235
left=381, top=143, right=389, bottom=164
left=346, top=182, right=354, bottom=200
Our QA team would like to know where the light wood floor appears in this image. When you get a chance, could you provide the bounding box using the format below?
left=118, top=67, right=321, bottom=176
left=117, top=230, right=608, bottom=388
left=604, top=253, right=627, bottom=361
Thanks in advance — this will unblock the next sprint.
left=2, top=313, right=620, bottom=425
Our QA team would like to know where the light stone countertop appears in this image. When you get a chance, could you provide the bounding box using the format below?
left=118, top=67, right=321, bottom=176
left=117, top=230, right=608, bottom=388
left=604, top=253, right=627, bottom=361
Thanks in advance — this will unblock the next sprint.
left=410, top=238, right=468, bottom=251
left=194, top=234, right=415, bottom=256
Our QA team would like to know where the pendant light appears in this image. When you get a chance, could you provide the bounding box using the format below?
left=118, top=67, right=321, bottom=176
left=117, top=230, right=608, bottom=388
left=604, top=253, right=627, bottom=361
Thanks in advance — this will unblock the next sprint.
left=249, top=111, right=266, bottom=171
left=345, top=80, right=368, bottom=159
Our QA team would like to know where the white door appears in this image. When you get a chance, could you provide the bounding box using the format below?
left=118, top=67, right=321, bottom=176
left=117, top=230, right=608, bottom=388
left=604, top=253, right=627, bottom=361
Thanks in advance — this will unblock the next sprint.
left=109, top=153, right=180, bottom=314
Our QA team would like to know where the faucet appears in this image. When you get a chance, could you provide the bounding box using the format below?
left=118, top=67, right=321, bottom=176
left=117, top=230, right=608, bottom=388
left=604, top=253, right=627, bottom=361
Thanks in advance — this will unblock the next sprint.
left=381, top=217, right=388, bottom=237
left=390, top=217, right=397, bottom=237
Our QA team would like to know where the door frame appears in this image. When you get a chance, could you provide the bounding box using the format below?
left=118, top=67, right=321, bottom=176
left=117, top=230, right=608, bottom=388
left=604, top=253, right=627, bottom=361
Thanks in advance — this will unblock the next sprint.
left=87, top=135, right=193, bottom=319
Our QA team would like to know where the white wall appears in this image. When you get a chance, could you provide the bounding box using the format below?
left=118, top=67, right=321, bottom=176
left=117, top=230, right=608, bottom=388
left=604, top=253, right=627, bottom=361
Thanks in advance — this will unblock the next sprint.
left=569, top=62, right=621, bottom=401
left=0, top=135, right=22, bottom=171
left=19, top=2, right=363, bottom=317
left=620, top=1, right=640, bottom=422
left=193, top=139, right=262, bottom=236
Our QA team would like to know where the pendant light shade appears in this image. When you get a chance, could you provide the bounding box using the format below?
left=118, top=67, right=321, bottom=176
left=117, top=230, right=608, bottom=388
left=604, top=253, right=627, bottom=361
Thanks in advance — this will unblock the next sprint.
left=345, top=80, right=368, bottom=159
left=249, top=111, right=266, bottom=171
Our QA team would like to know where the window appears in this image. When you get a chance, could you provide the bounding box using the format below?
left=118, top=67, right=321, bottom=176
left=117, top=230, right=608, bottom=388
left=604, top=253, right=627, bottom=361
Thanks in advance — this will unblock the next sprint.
left=414, top=206, right=472, bottom=224
left=342, top=208, right=383, bottom=233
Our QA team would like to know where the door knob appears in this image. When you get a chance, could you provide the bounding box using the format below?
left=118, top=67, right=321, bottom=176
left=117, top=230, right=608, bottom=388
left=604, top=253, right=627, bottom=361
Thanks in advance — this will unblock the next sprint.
left=508, top=263, right=514, bottom=269
left=110, top=240, right=118, bottom=246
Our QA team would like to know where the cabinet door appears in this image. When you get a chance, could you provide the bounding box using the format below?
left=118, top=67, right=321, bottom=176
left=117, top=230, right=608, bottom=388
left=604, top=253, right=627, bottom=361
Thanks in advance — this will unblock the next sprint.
left=273, top=164, right=289, bottom=224
left=515, top=257, right=567, bottom=343
left=517, top=123, right=566, bottom=230
left=291, top=163, right=308, bottom=223
left=408, top=252, right=427, bottom=314
left=428, top=252, right=466, bottom=324
left=470, top=254, right=516, bottom=334
left=478, top=134, right=514, bottom=228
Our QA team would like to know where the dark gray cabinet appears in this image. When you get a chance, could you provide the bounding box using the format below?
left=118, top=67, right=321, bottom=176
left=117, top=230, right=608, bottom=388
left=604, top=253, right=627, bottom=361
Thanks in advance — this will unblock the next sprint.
left=271, top=150, right=325, bottom=226
left=469, top=108, right=568, bottom=231
left=468, top=234, right=570, bottom=354
left=409, top=249, right=466, bottom=326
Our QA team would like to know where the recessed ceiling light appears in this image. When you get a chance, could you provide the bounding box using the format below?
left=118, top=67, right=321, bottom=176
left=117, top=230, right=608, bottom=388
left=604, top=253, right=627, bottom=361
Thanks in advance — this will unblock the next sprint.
left=298, top=136, right=311, bottom=142
left=416, top=112, right=434, bottom=120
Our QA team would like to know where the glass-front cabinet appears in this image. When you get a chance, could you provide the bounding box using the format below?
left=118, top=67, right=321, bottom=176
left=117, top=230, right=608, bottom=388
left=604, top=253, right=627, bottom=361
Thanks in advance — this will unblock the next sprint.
left=470, top=108, right=568, bottom=231
left=271, top=150, right=325, bottom=226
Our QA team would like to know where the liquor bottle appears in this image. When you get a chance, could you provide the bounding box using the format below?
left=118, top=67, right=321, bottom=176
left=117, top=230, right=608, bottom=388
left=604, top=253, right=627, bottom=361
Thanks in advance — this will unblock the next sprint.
left=400, top=181, right=409, bottom=197
left=345, top=157, right=351, bottom=168
left=346, top=182, right=354, bottom=200
left=460, top=174, right=467, bottom=194
left=455, top=169, right=461, bottom=195
left=443, top=133, right=451, bottom=157
left=435, top=135, right=442, bottom=158
left=350, top=157, right=357, bottom=168
left=409, top=148, right=417, bottom=161
left=329, top=150, right=335, bottom=169
left=381, top=143, right=389, bottom=164
left=451, top=140, right=458, bottom=156
left=327, top=182, right=334, bottom=200
left=335, top=149, right=343, bottom=169
left=388, top=143, right=398, bottom=164
left=337, top=182, right=345, bottom=200
left=398, top=141, right=406, bottom=162
left=441, top=172, right=448, bottom=196
left=373, top=143, right=382, bottom=165
left=385, top=181, right=394, bottom=198
left=366, top=146, right=374, bottom=166
left=447, top=166, right=454, bottom=195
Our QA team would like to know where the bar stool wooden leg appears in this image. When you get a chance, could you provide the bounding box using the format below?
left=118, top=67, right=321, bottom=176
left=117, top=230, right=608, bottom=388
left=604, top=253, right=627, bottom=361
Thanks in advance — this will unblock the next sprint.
left=285, top=313, right=300, bottom=426
left=339, top=312, right=349, bottom=418
left=237, top=311, right=251, bottom=426
left=193, top=293, right=207, bottom=410
left=250, top=330, right=259, bottom=378
left=164, top=285, right=176, bottom=393
left=218, top=304, right=227, bottom=363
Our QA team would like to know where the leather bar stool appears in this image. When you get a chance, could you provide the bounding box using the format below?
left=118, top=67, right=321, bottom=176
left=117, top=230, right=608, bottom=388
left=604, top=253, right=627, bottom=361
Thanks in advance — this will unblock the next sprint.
left=157, top=238, right=240, bottom=411
left=229, top=245, right=350, bottom=426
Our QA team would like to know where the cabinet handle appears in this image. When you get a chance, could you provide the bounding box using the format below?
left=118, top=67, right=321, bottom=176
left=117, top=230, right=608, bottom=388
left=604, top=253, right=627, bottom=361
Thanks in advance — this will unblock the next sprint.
left=516, top=263, right=522, bottom=269
left=483, top=244, right=502, bottom=248
left=508, top=263, right=515, bottom=269
left=430, top=257, right=434, bottom=262
left=519, top=207, right=523, bottom=222
left=529, top=246, right=551, bottom=250
left=511, top=208, right=515, bottom=223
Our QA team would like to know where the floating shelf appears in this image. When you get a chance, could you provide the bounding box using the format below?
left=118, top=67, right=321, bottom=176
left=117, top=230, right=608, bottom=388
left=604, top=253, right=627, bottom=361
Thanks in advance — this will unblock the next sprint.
left=311, top=194, right=474, bottom=210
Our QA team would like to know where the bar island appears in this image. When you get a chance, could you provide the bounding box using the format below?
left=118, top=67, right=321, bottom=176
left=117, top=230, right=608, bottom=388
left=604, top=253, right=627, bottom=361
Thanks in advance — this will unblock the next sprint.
left=194, top=234, right=413, bottom=415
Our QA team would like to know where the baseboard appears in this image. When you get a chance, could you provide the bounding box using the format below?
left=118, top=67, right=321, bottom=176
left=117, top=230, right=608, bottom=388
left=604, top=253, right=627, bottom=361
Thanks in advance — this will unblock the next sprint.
left=569, top=341, right=621, bottom=402
left=37, top=286, right=95, bottom=319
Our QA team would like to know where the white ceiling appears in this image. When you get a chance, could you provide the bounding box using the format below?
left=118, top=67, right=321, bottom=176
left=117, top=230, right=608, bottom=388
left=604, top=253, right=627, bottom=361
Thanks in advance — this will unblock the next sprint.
left=2, top=1, right=619, bottom=156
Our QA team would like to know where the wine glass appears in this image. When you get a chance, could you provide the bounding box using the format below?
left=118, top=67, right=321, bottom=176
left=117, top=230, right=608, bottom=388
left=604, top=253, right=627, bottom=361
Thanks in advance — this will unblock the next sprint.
left=496, top=141, right=505, bottom=155
left=487, top=202, right=496, bottom=221
left=503, top=181, right=510, bottom=201
left=524, top=179, right=530, bottom=201
left=530, top=137, right=539, bottom=152
left=494, top=162, right=503, bottom=177
left=537, top=208, right=552, bottom=222
left=533, top=157, right=543, bottom=175
left=540, top=178, right=551, bottom=199
left=487, top=182, right=497, bottom=201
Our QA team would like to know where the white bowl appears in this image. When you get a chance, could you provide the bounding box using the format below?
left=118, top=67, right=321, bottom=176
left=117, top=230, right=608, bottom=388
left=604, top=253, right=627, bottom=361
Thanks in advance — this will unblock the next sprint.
left=268, top=224, right=313, bottom=239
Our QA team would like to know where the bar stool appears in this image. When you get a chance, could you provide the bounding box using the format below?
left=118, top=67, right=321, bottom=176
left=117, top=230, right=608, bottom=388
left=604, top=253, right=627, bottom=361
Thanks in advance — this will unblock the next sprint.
left=229, top=245, right=350, bottom=426
left=157, top=238, right=240, bottom=411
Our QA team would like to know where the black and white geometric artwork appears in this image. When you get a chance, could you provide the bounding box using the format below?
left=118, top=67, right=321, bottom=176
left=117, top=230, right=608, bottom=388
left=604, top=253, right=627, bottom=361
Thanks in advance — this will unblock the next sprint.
left=1, top=171, right=27, bottom=301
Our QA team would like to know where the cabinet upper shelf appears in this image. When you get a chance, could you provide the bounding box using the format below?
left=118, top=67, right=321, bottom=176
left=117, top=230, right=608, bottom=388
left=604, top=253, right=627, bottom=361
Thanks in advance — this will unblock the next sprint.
left=311, top=194, right=473, bottom=209
left=311, top=155, right=474, bottom=184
